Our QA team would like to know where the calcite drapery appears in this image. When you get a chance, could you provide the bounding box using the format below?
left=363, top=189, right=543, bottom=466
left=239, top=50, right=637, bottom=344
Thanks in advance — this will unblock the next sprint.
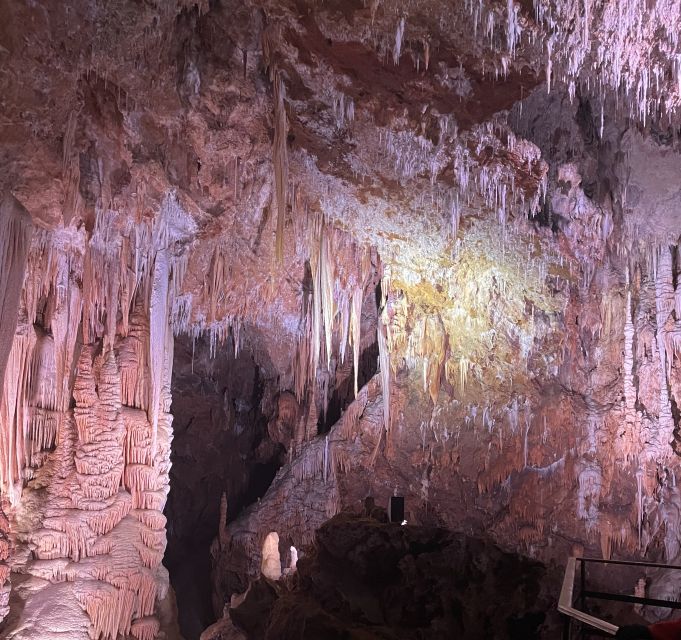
left=0, top=195, right=193, bottom=639
left=0, top=196, right=33, bottom=399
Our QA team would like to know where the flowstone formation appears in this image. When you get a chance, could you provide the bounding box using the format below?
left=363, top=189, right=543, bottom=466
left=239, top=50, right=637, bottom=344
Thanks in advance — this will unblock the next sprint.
left=0, top=195, right=192, bottom=640
left=2, top=0, right=681, bottom=638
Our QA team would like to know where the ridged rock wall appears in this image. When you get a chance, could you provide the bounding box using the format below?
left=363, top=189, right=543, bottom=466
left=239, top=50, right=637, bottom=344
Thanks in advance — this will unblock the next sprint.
left=0, top=196, right=191, bottom=639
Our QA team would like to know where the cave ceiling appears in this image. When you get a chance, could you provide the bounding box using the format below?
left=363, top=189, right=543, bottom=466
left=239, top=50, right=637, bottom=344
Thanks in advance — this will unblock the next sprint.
left=4, top=0, right=681, bottom=638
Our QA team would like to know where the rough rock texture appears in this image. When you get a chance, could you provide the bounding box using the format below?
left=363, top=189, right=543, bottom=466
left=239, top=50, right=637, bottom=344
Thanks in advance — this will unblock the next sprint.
left=165, top=331, right=283, bottom=638
left=207, top=513, right=562, bottom=640
left=3, top=0, right=681, bottom=637
left=0, top=197, right=190, bottom=639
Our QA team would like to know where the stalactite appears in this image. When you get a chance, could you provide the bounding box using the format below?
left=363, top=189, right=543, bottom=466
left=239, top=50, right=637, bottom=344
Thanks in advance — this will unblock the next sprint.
left=350, top=287, right=363, bottom=397
left=0, top=195, right=33, bottom=398
left=0, top=329, right=36, bottom=504
left=148, top=248, right=170, bottom=457
left=76, top=584, right=136, bottom=640
left=654, top=247, right=674, bottom=459
left=636, top=469, right=644, bottom=549
left=62, top=110, right=81, bottom=226
left=393, top=16, right=405, bottom=65
left=339, top=387, right=368, bottom=439
left=577, top=460, right=602, bottom=524
left=623, top=284, right=636, bottom=420
left=49, top=242, right=84, bottom=414
left=377, top=312, right=391, bottom=433
left=310, top=215, right=323, bottom=382
left=83, top=211, right=122, bottom=348
left=292, top=438, right=326, bottom=481
left=320, top=227, right=335, bottom=369
left=208, top=246, right=228, bottom=322
left=118, top=306, right=149, bottom=411
left=272, top=70, right=288, bottom=263
left=130, top=616, right=160, bottom=640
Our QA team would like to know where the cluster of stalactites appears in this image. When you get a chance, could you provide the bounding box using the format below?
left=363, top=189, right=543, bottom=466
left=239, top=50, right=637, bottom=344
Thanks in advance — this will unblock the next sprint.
left=533, top=0, right=681, bottom=124
left=608, top=246, right=681, bottom=559
left=459, top=0, right=681, bottom=124
left=294, top=215, right=374, bottom=423
left=376, top=115, right=547, bottom=237
left=3, top=193, right=190, bottom=497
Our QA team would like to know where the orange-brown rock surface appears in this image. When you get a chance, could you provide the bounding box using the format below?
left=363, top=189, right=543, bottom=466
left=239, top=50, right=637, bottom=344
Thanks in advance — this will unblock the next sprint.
left=3, top=0, right=681, bottom=638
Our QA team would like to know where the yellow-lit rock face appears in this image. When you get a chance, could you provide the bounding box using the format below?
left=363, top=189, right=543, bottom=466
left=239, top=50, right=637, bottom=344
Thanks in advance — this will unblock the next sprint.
left=380, top=216, right=569, bottom=403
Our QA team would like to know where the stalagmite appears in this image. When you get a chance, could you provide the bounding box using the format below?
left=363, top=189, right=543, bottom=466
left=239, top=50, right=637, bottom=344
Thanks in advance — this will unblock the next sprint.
left=219, top=492, right=229, bottom=549
left=261, top=531, right=282, bottom=580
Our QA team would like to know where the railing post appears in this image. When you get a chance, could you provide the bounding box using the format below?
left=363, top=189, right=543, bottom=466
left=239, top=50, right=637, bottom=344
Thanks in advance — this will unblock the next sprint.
left=580, top=559, right=586, bottom=640
left=563, top=614, right=572, bottom=640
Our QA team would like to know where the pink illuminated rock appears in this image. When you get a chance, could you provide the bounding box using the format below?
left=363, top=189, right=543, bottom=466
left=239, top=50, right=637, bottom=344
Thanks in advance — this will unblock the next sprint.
left=2, top=1, right=681, bottom=638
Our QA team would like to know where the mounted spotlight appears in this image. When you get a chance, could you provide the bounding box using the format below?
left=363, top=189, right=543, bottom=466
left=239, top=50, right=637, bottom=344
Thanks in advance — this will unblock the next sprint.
left=389, top=495, right=405, bottom=523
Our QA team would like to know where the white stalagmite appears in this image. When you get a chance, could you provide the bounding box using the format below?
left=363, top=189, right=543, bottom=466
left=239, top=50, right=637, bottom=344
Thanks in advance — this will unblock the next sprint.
left=261, top=531, right=282, bottom=580
left=288, top=545, right=298, bottom=572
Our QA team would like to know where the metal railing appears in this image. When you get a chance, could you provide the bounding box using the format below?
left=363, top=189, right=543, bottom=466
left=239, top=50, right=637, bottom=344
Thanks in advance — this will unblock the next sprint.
left=559, top=556, right=681, bottom=638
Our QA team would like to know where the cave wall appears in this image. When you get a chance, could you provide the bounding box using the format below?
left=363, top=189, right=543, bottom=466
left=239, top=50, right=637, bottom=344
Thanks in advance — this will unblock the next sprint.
left=2, top=0, right=681, bottom=637
left=0, top=197, right=193, bottom=639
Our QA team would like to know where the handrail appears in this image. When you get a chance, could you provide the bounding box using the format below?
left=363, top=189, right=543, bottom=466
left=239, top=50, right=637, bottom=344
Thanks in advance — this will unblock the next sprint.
left=574, top=557, right=681, bottom=571
left=560, top=555, right=681, bottom=637
left=558, top=557, right=619, bottom=636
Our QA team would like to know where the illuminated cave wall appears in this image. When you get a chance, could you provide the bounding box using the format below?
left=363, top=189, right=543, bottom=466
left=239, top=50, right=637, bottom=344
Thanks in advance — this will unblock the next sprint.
left=0, top=195, right=192, bottom=639
left=3, top=0, right=681, bottom=637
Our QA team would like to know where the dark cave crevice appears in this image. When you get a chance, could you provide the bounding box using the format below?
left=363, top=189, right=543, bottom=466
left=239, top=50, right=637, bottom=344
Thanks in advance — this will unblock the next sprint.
left=164, top=332, right=282, bottom=640
left=317, top=339, right=379, bottom=434
left=317, top=281, right=381, bottom=435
